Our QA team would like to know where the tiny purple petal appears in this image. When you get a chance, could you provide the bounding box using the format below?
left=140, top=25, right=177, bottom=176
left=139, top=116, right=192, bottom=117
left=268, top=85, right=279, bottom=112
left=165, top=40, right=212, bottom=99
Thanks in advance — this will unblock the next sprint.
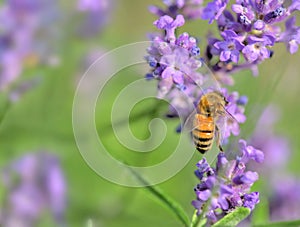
left=157, top=76, right=173, bottom=98
left=233, top=171, right=258, bottom=185
left=289, top=40, right=299, bottom=54
left=218, top=196, right=230, bottom=210
left=173, top=14, right=185, bottom=27
left=243, top=192, right=260, bottom=210
left=192, top=199, right=203, bottom=210
left=237, top=96, right=248, bottom=105
left=197, top=189, right=212, bottom=201
left=154, top=15, right=173, bottom=29
left=231, top=50, right=240, bottom=63
left=216, top=152, right=228, bottom=172
left=172, top=70, right=184, bottom=84
left=231, top=4, right=244, bottom=13
left=161, top=66, right=174, bottom=79
left=229, top=193, right=243, bottom=207
left=220, top=50, right=231, bottom=61
left=253, top=20, right=265, bottom=30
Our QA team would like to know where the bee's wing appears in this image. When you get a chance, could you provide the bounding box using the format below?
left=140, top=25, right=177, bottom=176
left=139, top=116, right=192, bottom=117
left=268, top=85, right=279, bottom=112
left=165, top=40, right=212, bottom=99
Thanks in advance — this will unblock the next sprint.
left=194, top=60, right=222, bottom=95
left=216, top=104, right=240, bottom=145
left=181, top=109, right=198, bottom=133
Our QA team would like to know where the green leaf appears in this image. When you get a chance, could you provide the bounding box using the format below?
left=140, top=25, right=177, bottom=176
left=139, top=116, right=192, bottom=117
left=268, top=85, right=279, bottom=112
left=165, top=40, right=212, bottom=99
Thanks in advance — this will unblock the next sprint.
left=127, top=166, right=190, bottom=227
left=211, top=207, right=251, bottom=227
left=190, top=210, right=206, bottom=227
left=253, top=219, right=300, bottom=227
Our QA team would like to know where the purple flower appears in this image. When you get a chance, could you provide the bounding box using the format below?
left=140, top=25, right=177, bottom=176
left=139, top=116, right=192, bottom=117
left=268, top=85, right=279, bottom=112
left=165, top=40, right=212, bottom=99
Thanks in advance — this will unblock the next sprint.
left=214, top=30, right=244, bottom=63
left=242, top=36, right=272, bottom=63
left=160, top=47, right=189, bottom=84
left=175, top=32, right=199, bottom=54
left=243, top=192, right=260, bottom=210
left=195, top=158, right=214, bottom=180
left=197, top=0, right=300, bottom=77
left=160, top=46, right=202, bottom=85
left=231, top=3, right=255, bottom=22
left=217, top=10, right=241, bottom=32
left=238, top=139, right=264, bottom=163
left=233, top=171, right=258, bottom=185
left=202, top=0, right=228, bottom=24
left=154, top=15, right=185, bottom=43
left=279, top=16, right=300, bottom=54
left=192, top=152, right=261, bottom=223
left=0, top=152, right=67, bottom=226
left=145, top=30, right=203, bottom=107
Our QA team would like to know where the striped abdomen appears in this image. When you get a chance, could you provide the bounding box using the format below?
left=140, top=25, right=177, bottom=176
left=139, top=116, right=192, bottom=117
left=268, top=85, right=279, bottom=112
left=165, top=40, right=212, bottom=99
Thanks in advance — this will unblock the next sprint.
left=192, top=114, right=215, bottom=154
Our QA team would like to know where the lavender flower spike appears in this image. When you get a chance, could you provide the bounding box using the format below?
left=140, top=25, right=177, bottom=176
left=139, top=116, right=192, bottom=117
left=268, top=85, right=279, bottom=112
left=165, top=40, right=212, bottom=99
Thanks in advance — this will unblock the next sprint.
left=192, top=151, right=261, bottom=224
left=0, top=152, right=67, bottom=226
left=154, top=14, right=185, bottom=43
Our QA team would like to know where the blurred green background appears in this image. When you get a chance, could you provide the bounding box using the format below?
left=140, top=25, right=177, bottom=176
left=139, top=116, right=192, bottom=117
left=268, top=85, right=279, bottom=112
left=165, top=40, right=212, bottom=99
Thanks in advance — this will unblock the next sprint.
left=0, top=0, right=300, bottom=226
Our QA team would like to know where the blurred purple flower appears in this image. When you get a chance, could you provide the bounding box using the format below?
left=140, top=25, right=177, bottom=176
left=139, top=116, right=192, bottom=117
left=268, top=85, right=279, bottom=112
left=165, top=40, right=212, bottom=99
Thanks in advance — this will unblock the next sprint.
left=192, top=151, right=262, bottom=224
left=0, top=152, right=67, bottom=226
left=0, top=0, right=61, bottom=91
left=77, top=0, right=109, bottom=12
left=76, top=0, right=112, bottom=37
left=250, top=105, right=291, bottom=173
left=248, top=105, right=300, bottom=222
left=269, top=177, right=300, bottom=221
left=279, top=16, right=300, bottom=54
left=149, top=0, right=204, bottom=20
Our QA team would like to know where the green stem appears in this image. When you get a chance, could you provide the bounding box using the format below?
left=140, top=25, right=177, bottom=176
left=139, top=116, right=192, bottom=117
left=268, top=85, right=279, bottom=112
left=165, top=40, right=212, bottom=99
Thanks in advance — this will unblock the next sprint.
left=126, top=166, right=190, bottom=227
left=0, top=96, right=11, bottom=125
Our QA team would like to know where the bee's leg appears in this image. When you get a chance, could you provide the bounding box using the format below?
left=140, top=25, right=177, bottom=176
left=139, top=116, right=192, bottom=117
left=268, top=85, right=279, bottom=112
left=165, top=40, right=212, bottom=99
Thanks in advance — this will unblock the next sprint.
left=215, top=125, right=223, bottom=152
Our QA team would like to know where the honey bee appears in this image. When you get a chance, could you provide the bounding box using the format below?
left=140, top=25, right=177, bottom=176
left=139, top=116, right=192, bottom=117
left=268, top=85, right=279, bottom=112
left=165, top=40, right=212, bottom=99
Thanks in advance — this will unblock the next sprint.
left=192, top=91, right=230, bottom=154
